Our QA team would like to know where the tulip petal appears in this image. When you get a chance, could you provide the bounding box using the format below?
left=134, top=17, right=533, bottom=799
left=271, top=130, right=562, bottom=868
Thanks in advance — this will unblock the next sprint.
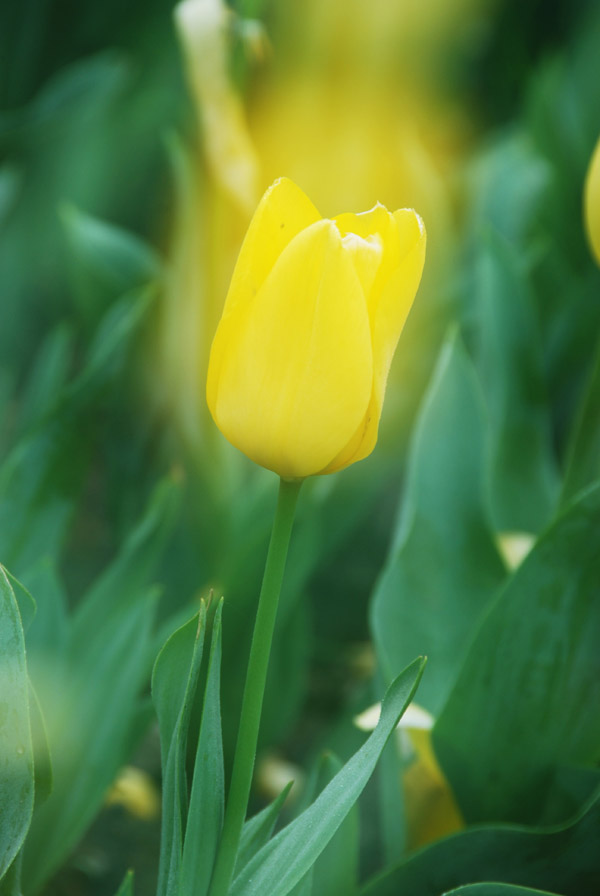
left=208, top=220, right=373, bottom=478
left=223, top=177, right=321, bottom=316
left=341, top=232, right=383, bottom=298
left=324, top=208, right=426, bottom=473
left=585, top=137, right=600, bottom=266
left=207, top=178, right=321, bottom=414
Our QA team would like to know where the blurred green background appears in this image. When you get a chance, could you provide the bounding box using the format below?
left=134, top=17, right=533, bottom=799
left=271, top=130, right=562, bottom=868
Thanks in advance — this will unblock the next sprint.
left=1, top=0, right=600, bottom=893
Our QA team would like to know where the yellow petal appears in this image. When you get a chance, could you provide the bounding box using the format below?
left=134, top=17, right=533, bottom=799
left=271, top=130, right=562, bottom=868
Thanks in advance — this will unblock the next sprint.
left=208, top=220, right=373, bottom=478
left=207, top=178, right=321, bottom=412
left=341, top=232, right=384, bottom=298
left=585, top=136, right=600, bottom=266
left=403, top=727, right=464, bottom=849
left=174, top=0, right=258, bottom=214
left=335, top=203, right=393, bottom=242
left=223, top=177, right=321, bottom=316
left=324, top=208, right=426, bottom=473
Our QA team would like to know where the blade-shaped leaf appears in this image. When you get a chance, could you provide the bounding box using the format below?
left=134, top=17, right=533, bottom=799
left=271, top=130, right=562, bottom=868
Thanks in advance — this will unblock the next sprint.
left=2, top=568, right=35, bottom=633
left=371, top=334, right=505, bottom=714
left=311, top=752, right=359, bottom=896
left=181, top=599, right=225, bottom=896
left=0, top=568, right=34, bottom=879
left=236, top=782, right=294, bottom=875
left=71, top=474, right=180, bottom=648
left=28, top=681, right=52, bottom=807
left=434, top=483, right=600, bottom=824
left=22, top=589, right=157, bottom=893
left=230, top=657, right=425, bottom=896
left=114, top=869, right=135, bottom=896
left=0, top=287, right=156, bottom=576
left=152, top=605, right=207, bottom=896
left=16, top=324, right=73, bottom=435
left=61, top=203, right=162, bottom=326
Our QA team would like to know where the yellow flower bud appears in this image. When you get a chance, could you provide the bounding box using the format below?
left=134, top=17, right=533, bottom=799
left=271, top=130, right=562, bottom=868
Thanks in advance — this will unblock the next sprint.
left=585, top=137, right=600, bottom=266
left=206, top=178, right=426, bottom=479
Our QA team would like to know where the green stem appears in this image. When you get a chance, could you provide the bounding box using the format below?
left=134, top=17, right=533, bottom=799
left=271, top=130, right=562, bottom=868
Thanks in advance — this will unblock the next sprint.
left=210, top=477, right=302, bottom=896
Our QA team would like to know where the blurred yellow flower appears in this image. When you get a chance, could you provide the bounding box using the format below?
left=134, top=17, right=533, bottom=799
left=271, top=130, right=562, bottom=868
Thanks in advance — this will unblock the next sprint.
left=354, top=700, right=463, bottom=848
left=584, top=136, right=600, bottom=265
left=206, top=178, right=426, bottom=479
left=105, top=766, right=161, bottom=821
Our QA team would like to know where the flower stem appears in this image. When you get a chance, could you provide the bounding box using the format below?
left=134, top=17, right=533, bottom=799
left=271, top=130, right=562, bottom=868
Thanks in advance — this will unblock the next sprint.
left=209, top=477, right=302, bottom=896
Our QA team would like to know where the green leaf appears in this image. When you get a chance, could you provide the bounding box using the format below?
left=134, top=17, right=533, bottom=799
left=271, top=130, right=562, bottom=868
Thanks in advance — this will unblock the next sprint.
left=61, top=204, right=162, bottom=326
left=181, top=599, right=225, bottom=896
left=22, top=589, right=158, bottom=893
left=236, top=783, right=294, bottom=875
left=467, top=133, right=552, bottom=246
left=287, top=750, right=359, bottom=896
left=311, top=753, right=359, bottom=896
left=360, top=789, right=600, bottom=896
left=0, top=287, right=156, bottom=576
left=22, top=559, right=68, bottom=659
left=443, top=886, right=560, bottom=896
left=71, top=474, right=180, bottom=648
left=152, top=605, right=207, bottom=896
left=2, top=568, right=35, bottom=633
left=474, top=230, right=559, bottom=531
left=561, top=335, right=600, bottom=504
left=28, top=681, right=52, bottom=807
left=433, top=483, right=600, bottom=825
left=371, top=334, right=505, bottom=714
left=16, top=324, right=73, bottom=434
left=114, top=869, right=135, bottom=896
left=230, top=657, right=425, bottom=896
left=0, top=567, right=34, bottom=880
left=76, top=284, right=155, bottom=389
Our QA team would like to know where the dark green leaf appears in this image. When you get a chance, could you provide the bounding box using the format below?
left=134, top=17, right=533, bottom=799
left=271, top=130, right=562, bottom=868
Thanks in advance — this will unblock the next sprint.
left=360, top=789, right=600, bottom=896
left=371, top=334, right=505, bottom=714
left=17, top=324, right=73, bottom=434
left=28, top=681, right=52, bottom=806
left=114, top=869, right=134, bottom=896
left=434, top=483, right=600, bottom=824
left=61, top=204, right=162, bottom=326
left=71, top=474, right=180, bottom=648
left=561, top=335, right=600, bottom=504
left=475, top=230, right=559, bottom=531
left=22, top=559, right=68, bottom=659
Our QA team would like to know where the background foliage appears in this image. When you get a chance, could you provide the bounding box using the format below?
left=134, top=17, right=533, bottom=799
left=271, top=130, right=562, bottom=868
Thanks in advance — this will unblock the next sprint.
left=1, top=0, right=599, bottom=894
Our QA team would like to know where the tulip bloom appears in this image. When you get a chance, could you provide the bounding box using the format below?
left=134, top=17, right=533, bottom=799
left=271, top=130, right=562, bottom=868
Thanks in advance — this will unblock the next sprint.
left=585, top=136, right=600, bottom=266
left=207, top=178, right=426, bottom=479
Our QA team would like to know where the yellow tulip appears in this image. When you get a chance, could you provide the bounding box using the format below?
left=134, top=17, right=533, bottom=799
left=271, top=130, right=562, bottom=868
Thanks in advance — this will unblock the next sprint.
left=206, top=177, right=426, bottom=479
left=585, top=136, right=600, bottom=266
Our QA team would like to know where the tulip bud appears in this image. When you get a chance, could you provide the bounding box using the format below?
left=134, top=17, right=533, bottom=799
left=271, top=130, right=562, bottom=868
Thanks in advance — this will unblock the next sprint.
left=207, top=178, right=426, bottom=479
left=584, top=136, right=600, bottom=266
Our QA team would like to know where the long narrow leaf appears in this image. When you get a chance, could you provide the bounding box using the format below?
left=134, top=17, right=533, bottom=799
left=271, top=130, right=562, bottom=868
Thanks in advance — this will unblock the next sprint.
left=0, top=568, right=34, bottom=879
left=152, top=605, right=207, bottom=896
left=230, top=657, right=425, bottom=896
left=181, top=599, right=225, bottom=896
left=235, top=782, right=294, bottom=875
